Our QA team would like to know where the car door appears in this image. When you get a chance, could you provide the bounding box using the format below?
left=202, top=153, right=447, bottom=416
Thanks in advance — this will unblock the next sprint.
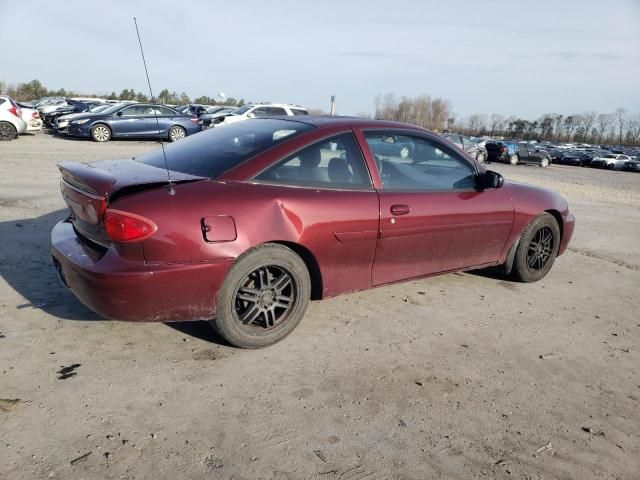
left=360, top=130, right=514, bottom=286
left=148, top=106, right=180, bottom=136
left=517, top=143, right=531, bottom=163
left=252, top=131, right=379, bottom=295
left=112, top=105, right=152, bottom=137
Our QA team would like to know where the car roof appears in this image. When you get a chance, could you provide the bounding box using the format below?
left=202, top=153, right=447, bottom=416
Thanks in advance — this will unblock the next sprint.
left=257, top=115, right=431, bottom=132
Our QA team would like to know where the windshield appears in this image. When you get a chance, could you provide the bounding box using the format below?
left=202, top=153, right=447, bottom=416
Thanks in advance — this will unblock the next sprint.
left=232, top=105, right=252, bottom=115
left=90, top=104, right=111, bottom=113
left=135, top=119, right=314, bottom=179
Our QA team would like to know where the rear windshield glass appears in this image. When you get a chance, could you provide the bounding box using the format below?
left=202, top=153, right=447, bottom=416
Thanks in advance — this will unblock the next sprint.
left=134, top=119, right=314, bottom=179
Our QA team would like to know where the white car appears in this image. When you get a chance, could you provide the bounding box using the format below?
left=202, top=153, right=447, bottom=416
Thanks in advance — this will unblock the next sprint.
left=0, top=95, right=27, bottom=140
left=590, top=153, right=632, bottom=170
left=210, top=103, right=308, bottom=128
left=18, top=104, right=43, bottom=131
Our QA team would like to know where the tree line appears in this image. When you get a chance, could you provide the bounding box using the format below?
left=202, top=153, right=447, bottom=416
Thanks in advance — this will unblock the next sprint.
left=0, top=79, right=246, bottom=108
left=374, top=93, right=639, bottom=146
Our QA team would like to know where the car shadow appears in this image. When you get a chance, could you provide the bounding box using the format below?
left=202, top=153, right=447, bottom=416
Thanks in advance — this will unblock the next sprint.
left=0, top=208, right=102, bottom=320
left=0, top=208, right=231, bottom=345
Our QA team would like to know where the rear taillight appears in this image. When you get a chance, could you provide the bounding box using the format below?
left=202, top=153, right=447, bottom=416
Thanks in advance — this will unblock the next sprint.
left=32, top=111, right=40, bottom=119
left=104, top=209, right=157, bottom=243
left=500, top=147, right=506, bottom=153
left=190, top=118, right=199, bottom=123
left=8, top=106, right=20, bottom=118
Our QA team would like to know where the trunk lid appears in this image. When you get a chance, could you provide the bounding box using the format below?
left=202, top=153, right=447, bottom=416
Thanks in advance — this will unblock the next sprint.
left=58, top=159, right=204, bottom=245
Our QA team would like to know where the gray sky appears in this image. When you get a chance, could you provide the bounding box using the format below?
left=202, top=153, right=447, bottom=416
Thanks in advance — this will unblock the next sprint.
left=2, top=0, right=639, bottom=118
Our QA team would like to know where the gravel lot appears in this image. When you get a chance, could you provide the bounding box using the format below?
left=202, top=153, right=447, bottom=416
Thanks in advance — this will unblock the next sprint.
left=1, top=131, right=639, bottom=479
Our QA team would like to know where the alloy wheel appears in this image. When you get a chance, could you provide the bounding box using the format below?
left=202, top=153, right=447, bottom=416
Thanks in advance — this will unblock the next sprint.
left=232, top=265, right=297, bottom=333
left=92, top=126, right=110, bottom=142
left=527, top=227, right=554, bottom=270
left=170, top=127, right=186, bottom=141
left=0, top=122, right=16, bottom=140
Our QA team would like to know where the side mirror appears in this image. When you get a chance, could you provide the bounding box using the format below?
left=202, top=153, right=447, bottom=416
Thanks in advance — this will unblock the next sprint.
left=116, top=111, right=123, bottom=117
left=246, top=112, right=255, bottom=119
left=480, top=170, right=504, bottom=190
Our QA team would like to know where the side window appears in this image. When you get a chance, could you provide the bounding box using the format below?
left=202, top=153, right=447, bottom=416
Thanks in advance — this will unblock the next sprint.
left=252, top=107, right=269, bottom=117
left=364, top=132, right=476, bottom=191
left=151, top=106, right=175, bottom=116
left=462, top=136, right=475, bottom=150
left=121, top=106, right=144, bottom=116
left=266, top=107, right=287, bottom=116
left=254, top=133, right=372, bottom=190
left=448, top=135, right=463, bottom=148
left=291, top=109, right=308, bottom=115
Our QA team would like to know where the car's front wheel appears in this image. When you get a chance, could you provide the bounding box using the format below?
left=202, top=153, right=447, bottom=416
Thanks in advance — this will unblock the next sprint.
left=90, top=124, right=111, bottom=142
left=540, top=157, right=550, bottom=168
left=168, top=125, right=186, bottom=142
left=511, top=213, right=560, bottom=282
left=476, top=151, right=487, bottom=163
left=509, top=154, right=519, bottom=165
left=210, top=243, right=311, bottom=348
left=0, top=121, right=17, bottom=141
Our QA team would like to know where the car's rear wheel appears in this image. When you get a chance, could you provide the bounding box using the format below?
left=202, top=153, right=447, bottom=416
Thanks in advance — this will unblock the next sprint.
left=476, top=151, right=487, bottom=163
left=0, top=121, right=17, bottom=141
left=540, top=157, right=550, bottom=168
left=606, top=163, right=615, bottom=170
left=210, top=243, right=311, bottom=348
left=509, top=154, right=519, bottom=165
left=168, top=125, right=186, bottom=142
left=511, top=213, right=560, bottom=283
left=90, top=124, right=111, bottom=142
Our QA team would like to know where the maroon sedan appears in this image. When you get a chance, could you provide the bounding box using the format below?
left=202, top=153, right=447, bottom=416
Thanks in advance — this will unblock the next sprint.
left=51, top=117, right=575, bottom=348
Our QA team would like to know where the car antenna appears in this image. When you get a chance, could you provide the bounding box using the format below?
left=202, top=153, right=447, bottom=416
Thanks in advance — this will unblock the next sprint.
left=133, top=17, right=175, bottom=195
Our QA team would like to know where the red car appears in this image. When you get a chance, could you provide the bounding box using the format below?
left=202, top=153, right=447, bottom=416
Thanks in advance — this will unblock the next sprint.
left=51, top=117, right=575, bottom=348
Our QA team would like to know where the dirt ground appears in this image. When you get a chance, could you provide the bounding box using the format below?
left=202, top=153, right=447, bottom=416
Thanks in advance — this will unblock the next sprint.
left=1, top=132, right=638, bottom=480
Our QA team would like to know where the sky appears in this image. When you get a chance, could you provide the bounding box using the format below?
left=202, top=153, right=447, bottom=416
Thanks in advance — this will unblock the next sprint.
left=2, top=0, right=639, bottom=118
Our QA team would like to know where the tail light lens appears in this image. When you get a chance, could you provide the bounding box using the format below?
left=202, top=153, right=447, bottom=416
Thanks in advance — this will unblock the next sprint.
left=8, top=106, right=20, bottom=118
left=104, top=209, right=157, bottom=243
left=190, top=118, right=199, bottom=123
left=32, top=111, right=40, bottom=119
left=500, top=147, right=506, bottom=153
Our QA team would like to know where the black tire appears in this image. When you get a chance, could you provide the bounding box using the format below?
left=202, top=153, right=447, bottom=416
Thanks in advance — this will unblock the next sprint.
left=540, top=157, right=550, bottom=168
left=90, top=124, right=111, bottom=142
left=511, top=213, right=560, bottom=283
left=509, top=154, right=519, bottom=165
left=477, top=151, right=487, bottom=163
left=606, top=163, right=615, bottom=170
left=0, top=121, right=17, bottom=141
left=168, top=125, right=186, bottom=142
left=210, top=243, right=311, bottom=348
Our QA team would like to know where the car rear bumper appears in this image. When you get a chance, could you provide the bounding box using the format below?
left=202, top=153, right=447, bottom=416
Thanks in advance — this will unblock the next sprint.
left=51, top=220, right=234, bottom=322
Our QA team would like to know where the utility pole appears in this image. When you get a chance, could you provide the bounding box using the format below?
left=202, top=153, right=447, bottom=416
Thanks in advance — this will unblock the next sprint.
left=330, top=95, right=336, bottom=116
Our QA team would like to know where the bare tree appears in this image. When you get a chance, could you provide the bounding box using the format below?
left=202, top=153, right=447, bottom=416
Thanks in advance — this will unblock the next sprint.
left=615, top=108, right=626, bottom=144
left=579, top=111, right=597, bottom=143
left=596, top=113, right=613, bottom=144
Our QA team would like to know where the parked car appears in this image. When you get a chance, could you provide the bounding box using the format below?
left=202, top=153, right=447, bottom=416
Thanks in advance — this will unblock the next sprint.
left=55, top=104, right=114, bottom=133
left=210, top=103, right=308, bottom=128
left=175, top=104, right=213, bottom=117
left=443, top=133, right=488, bottom=162
left=17, top=104, right=43, bottom=132
left=556, top=150, right=589, bottom=166
left=486, top=141, right=550, bottom=167
left=590, top=153, right=632, bottom=170
left=199, top=107, right=237, bottom=129
left=51, top=116, right=575, bottom=348
left=66, top=103, right=201, bottom=142
left=0, top=95, right=27, bottom=140
left=42, top=99, right=102, bottom=127
left=621, top=158, right=640, bottom=172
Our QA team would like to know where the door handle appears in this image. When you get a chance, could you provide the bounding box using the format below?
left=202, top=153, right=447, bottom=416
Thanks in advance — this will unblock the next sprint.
left=390, top=204, right=411, bottom=216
